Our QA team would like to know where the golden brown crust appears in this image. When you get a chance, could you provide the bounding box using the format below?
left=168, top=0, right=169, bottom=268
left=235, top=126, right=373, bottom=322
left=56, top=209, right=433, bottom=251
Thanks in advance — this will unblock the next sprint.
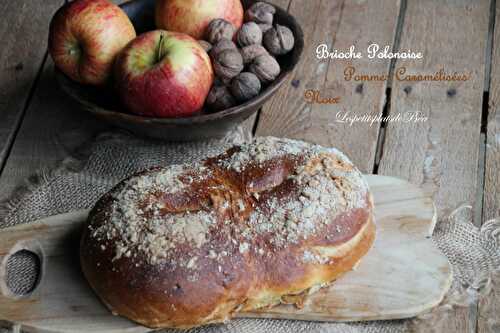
left=80, top=137, right=375, bottom=329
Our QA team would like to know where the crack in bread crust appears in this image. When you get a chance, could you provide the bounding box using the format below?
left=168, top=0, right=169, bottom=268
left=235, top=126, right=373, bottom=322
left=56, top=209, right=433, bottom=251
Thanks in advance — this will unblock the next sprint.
left=80, top=137, right=375, bottom=329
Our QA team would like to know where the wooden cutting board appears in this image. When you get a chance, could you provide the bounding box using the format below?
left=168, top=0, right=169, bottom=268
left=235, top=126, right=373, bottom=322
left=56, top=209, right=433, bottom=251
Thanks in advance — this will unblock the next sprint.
left=0, top=175, right=452, bottom=332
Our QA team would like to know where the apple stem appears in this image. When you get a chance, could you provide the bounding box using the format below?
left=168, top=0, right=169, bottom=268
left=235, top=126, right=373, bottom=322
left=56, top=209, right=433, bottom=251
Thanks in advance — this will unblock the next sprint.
left=157, top=34, right=165, bottom=63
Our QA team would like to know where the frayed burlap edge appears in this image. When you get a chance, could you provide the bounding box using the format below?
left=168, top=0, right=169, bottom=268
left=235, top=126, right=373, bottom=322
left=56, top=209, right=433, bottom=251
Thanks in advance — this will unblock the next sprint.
left=406, top=205, right=500, bottom=333
left=0, top=137, right=94, bottom=228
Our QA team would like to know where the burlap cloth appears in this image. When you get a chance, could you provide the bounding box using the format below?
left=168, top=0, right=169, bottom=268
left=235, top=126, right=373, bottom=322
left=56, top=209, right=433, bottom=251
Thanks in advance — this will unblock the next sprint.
left=1, top=128, right=500, bottom=333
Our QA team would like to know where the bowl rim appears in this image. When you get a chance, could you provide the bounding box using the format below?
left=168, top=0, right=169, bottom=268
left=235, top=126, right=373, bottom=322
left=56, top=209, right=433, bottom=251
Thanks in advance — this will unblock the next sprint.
left=56, top=0, right=304, bottom=126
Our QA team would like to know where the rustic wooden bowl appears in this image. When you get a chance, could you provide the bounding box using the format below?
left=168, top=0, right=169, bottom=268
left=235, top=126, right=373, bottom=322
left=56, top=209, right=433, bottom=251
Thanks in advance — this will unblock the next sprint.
left=56, top=0, right=303, bottom=141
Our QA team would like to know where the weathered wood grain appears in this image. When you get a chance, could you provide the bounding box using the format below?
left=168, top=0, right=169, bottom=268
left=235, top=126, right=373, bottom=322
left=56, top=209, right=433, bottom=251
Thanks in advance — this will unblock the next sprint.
left=482, top=2, right=500, bottom=231
left=378, top=0, right=489, bottom=219
left=256, top=0, right=401, bottom=173
left=377, top=0, right=491, bottom=332
left=0, top=0, right=62, bottom=172
left=255, top=0, right=344, bottom=141
left=0, top=60, right=107, bottom=203
left=300, top=0, right=401, bottom=173
left=477, top=3, right=500, bottom=333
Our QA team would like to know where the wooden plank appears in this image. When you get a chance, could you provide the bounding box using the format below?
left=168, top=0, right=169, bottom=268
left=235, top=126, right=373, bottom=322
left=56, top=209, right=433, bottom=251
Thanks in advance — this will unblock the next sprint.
left=482, top=2, right=500, bottom=232
left=478, top=3, right=500, bottom=333
left=378, top=0, right=489, bottom=220
left=256, top=0, right=402, bottom=173
left=255, top=0, right=344, bottom=140
left=300, top=0, right=401, bottom=173
left=0, top=59, right=108, bottom=203
left=376, top=0, right=491, bottom=332
left=0, top=0, right=62, bottom=171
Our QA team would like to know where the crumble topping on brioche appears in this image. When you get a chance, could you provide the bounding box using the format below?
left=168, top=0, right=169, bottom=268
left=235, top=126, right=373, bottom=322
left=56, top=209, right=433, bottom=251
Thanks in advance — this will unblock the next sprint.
left=87, top=137, right=369, bottom=271
left=81, top=136, right=375, bottom=329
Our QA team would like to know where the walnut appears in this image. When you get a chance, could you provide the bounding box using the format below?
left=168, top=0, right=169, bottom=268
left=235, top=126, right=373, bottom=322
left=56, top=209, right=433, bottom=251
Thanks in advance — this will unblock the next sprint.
left=237, top=22, right=263, bottom=47
left=249, top=54, right=281, bottom=83
left=206, top=19, right=236, bottom=44
left=245, top=2, right=276, bottom=25
left=258, top=23, right=273, bottom=33
left=210, top=39, right=237, bottom=58
left=212, top=48, right=244, bottom=81
left=206, top=85, right=237, bottom=111
left=230, top=72, right=261, bottom=102
left=263, top=25, right=295, bottom=56
left=213, top=77, right=226, bottom=87
left=198, top=40, right=212, bottom=53
left=240, top=44, right=268, bottom=64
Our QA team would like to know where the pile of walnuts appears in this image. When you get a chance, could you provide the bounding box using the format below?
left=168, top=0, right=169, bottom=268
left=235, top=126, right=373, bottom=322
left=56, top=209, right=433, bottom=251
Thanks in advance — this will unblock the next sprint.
left=200, top=2, right=295, bottom=112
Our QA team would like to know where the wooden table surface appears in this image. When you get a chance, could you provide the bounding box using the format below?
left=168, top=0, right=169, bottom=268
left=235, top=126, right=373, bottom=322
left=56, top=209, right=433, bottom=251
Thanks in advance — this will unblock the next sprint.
left=0, top=0, right=498, bottom=332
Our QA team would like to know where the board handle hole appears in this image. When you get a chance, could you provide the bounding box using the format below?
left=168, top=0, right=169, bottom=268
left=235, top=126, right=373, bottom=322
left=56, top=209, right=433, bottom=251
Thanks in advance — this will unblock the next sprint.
left=6, top=250, right=41, bottom=297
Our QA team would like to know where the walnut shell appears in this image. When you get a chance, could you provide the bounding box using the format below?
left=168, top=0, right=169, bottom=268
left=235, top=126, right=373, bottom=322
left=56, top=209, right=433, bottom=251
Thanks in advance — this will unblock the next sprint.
left=210, top=39, right=238, bottom=58
left=213, top=48, right=244, bottom=81
left=249, top=54, right=281, bottom=83
left=230, top=72, right=262, bottom=102
left=240, top=44, right=268, bottom=64
left=206, top=19, right=236, bottom=44
left=237, top=22, right=263, bottom=47
left=258, top=23, right=273, bottom=33
left=245, top=2, right=276, bottom=24
left=263, top=24, right=295, bottom=56
left=206, top=85, right=237, bottom=111
left=198, top=40, right=212, bottom=53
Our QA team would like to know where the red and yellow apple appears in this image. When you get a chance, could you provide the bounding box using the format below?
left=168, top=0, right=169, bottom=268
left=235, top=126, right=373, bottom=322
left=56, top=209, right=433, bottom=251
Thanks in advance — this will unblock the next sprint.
left=114, top=30, right=214, bottom=118
left=49, top=0, right=136, bottom=85
left=155, top=0, right=244, bottom=40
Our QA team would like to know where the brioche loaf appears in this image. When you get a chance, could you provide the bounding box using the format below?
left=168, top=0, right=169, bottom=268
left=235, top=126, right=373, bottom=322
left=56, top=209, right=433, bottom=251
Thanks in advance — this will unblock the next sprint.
left=80, top=137, right=375, bottom=329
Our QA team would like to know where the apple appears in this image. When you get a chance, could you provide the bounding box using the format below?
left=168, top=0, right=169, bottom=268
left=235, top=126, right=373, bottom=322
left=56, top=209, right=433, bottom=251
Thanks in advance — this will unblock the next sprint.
left=155, top=0, right=244, bottom=40
left=49, top=0, right=136, bottom=85
left=114, top=30, right=214, bottom=118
